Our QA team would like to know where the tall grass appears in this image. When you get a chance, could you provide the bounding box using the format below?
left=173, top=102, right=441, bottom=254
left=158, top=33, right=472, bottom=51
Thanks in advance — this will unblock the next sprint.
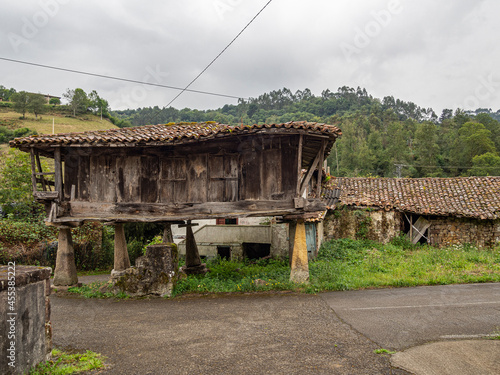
left=306, top=238, right=500, bottom=293
left=69, top=238, right=500, bottom=298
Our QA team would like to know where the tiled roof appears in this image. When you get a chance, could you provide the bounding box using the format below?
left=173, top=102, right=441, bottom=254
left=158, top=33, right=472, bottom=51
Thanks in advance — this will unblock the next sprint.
left=323, top=177, right=500, bottom=220
left=9, top=121, right=341, bottom=147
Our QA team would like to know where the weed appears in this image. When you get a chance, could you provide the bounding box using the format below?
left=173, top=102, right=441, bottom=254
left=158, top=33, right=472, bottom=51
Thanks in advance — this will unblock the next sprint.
left=374, top=348, right=396, bottom=354
left=29, top=348, right=106, bottom=374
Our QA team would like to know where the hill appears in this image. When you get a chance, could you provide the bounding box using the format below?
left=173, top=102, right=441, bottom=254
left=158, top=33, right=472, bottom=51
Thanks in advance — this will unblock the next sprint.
left=0, top=107, right=117, bottom=152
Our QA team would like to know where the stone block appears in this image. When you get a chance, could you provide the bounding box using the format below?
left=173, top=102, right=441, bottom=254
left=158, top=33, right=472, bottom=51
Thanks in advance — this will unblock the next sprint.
left=103, top=243, right=179, bottom=297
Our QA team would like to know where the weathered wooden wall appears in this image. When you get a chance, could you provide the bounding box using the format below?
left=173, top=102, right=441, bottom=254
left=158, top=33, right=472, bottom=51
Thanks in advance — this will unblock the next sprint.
left=63, top=135, right=299, bottom=207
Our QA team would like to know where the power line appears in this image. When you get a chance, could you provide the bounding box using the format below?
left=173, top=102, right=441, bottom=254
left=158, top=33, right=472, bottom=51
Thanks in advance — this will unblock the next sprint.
left=165, top=0, right=274, bottom=108
left=0, top=56, right=246, bottom=100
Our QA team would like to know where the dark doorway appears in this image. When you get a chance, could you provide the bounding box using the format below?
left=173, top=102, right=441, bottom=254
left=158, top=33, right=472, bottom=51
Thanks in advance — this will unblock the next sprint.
left=217, top=246, right=231, bottom=260
left=243, top=243, right=271, bottom=259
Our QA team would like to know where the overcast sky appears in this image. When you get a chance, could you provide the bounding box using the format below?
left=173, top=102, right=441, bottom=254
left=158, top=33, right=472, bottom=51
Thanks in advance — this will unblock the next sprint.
left=1, top=0, right=499, bottom=115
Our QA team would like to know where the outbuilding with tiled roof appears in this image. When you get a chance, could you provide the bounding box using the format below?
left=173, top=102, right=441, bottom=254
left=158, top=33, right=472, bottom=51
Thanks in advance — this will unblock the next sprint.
left=322, top=177, right=500, bottom=248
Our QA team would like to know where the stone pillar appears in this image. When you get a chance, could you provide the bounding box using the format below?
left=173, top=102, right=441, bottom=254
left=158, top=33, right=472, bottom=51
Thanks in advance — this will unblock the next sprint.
left=289, top=220, right=309, bottom=283
left=163, top=223, right=173, bottom=243
left=113, top=223, right=130, bottom=273
left=53, top=227, right=78, bottom=286
left=181, top=220, right=208, bottom=275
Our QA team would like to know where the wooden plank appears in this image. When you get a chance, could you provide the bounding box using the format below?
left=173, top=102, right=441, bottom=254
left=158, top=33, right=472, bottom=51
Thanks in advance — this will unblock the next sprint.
left=69, top=200, right=299, bottom=219
left=187, top=154, right=208, bottom=203
left=64, top=152, right=79, bottom=199
left=299, top=144, right=323, bottom=196
left=282, top=136, right=298, bottom=200
left=240, top=150, right=261, bottom=200
left=78, top=155, right=90, bottom=201
left=160, top=157, right=187, bottom=203
left=35, top=152, right=47, bottom=191
left=29, top=148, right=38, bottom=193
left=411, top=216, right=430, bottom=244
left=224, top=155, right=239, bottom=202
left=117, top=156, right=141, bottom=203
left=296, top=134, right=303, bottom=195
left=208, top=155, right=224, bottom=202
left=261, top=148, right=282, bottom=200
left=315, top=140, right=327, bottom=198
left=89, top=155, right=99, bottom=202
left=140, top=155, right=159, bottom=203
left=54, top=148, right=63, bottom=201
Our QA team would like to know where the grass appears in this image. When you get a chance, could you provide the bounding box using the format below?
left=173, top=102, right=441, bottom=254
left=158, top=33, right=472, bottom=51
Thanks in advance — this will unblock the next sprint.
left=0, top=109, right=117, bottom=136
left=67, top=239, right=500, bottom=299
left=373, top=348, right=396, bottom=354
left=29, top=348, right=105, bottom=374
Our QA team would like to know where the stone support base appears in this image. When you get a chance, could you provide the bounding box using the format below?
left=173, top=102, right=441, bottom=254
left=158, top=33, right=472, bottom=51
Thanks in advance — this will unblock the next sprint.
left=289, top=220, right=310, bottom=283
left=114, top=223, right=131, bottom=271
left=53, top=228, right=78, bottom=286
left=181, top=263, right=208, bottom=275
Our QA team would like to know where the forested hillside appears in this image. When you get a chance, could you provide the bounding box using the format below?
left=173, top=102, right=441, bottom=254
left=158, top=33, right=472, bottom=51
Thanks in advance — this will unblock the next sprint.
left=112, top=86, right=500, bottom=178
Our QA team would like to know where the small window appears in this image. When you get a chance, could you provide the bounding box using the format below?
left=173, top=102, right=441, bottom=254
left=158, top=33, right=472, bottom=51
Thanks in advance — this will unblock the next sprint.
left=217, top=246, right=231, bottom=260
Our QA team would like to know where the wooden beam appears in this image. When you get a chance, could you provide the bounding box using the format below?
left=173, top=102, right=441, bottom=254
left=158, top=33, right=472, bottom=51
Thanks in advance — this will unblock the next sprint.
left=35, top=152, right=47, bottom=191
left=54, top=148, right=63, bottom=201
left=315, top=140, right=327, bottom=198
left=296, top=134, right=303, bottom=196
left=29, top=148, right=38, bottom=194
left=299, top=143, right=324, bottom=197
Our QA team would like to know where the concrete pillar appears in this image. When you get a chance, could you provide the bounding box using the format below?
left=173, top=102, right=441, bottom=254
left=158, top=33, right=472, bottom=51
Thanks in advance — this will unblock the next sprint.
left=163, top=223, right=173, bottom=243
left=113, top=223, right=130, bottom=272
left=53, top=227, right=78, bottom=286
left=289, top=220, right=309, bottom=283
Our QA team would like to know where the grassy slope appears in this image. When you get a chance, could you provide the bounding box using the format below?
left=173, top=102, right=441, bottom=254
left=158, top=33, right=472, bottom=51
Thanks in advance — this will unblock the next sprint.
left=0, top=109, right=118, bottom=135
left=0, top=109, right=118, bottom=153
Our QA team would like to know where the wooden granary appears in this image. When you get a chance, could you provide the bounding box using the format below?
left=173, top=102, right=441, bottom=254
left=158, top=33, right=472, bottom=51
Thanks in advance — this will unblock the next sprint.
left=10, top=121, right=341, bottom=284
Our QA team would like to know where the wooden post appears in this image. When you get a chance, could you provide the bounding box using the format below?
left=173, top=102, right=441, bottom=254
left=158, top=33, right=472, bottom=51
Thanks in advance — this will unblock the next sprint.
left=113, top=223, right=130, bottom=272
left=289, top=219, right=309, bottom=283
left=316, top=140, right=326, bottom=198
left=296, top=134, right=303, bottom=196
left=53, top=227, right=78, bottom=286
left=29, top=148, right=38, bottom=194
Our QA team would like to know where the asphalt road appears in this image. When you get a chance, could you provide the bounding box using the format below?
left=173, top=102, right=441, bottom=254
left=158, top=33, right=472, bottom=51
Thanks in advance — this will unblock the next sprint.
left=51, top=292, right=408, bottom=375
left=320, top=283, right=500, bottom=350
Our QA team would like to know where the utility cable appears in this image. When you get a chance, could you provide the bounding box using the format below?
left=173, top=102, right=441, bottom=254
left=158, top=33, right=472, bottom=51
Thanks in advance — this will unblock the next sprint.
left=0, top=56, right=246, bottom=100
left=164, top=0, right=274, bottom=108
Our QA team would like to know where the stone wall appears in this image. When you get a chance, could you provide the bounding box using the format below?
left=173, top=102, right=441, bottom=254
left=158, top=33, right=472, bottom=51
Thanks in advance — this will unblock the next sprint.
left=428, top=217, right=500, bottom=248
left=324, top=207, right=402, bottom=244
left=324, top=207, right=500, bottom=248
left=0, top=265, right=51, bottom=375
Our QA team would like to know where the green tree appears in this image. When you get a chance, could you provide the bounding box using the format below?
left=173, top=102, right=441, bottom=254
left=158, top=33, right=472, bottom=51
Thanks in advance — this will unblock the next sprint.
left=414, top=122, right=441, bottom=176
left=0, top=149, right=35, bottom=217
left=451, top=122, right=496, bottom=169
left=11, top=91, right=30, bottom=118
left=88, top=90, right=109, bottom=119
left=49, top=97, right=60, bottom=105
left=64, top=88, right=88, bottom=116
left=469, top=152, right=500, bottom=176
left=28, top=93, right=46, bottom=119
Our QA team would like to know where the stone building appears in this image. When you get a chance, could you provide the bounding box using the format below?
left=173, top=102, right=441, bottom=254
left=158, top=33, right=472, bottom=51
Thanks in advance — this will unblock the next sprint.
left=323, top=177, right=500, bottom=248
